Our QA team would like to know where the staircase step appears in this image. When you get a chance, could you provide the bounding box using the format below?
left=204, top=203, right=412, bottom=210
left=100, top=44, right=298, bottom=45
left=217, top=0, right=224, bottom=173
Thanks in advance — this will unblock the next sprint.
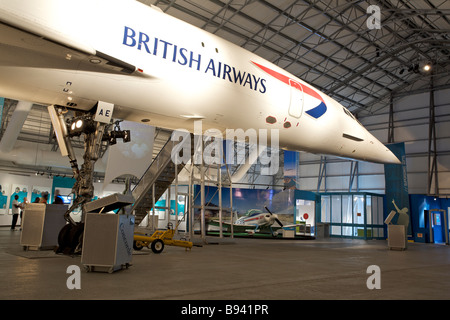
left=130, top=134, right=194, bottom=224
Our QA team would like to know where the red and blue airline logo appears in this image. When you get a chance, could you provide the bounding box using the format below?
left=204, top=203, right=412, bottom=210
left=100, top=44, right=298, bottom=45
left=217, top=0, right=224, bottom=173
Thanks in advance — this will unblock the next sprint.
left=252, top=61, right=327, bottom=119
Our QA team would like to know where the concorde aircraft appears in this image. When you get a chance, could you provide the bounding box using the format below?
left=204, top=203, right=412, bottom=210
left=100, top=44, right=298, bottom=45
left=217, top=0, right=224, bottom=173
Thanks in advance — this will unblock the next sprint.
left=0, top=0, right=400, bottom=165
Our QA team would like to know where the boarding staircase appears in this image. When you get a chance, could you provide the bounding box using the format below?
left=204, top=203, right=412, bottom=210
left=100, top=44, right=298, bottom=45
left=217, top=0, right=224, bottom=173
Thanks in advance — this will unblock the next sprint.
left=129, top=133, right=193, bottom=226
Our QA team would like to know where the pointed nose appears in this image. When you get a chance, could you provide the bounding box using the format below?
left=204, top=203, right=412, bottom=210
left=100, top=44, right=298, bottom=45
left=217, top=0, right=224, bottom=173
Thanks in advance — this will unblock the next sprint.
left=383, top=147, right=401, bottom=165
left=362, top=132, right=401, bottom=164
left=370, top=138, right=401, bottom=164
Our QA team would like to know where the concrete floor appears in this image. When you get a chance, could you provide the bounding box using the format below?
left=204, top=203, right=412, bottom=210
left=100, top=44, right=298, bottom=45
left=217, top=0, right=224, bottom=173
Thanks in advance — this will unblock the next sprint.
left=1, top=226, right=449, bottom=300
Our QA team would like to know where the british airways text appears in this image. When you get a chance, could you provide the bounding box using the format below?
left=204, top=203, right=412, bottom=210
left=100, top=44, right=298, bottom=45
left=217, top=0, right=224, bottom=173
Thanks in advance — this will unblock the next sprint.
left=122, top=26, right=267, bottom=93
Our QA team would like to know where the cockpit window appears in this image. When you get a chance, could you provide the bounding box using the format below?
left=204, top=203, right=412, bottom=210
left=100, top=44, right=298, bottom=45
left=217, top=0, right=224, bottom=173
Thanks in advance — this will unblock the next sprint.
left=342, top=107, right=355, bottom=120
left=246, top=209, right=262, bottom=217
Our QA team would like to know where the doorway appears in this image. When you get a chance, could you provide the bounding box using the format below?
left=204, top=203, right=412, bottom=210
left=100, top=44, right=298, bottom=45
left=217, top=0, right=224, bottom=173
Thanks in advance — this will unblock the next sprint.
left=428, top=209, right=449, bottom=244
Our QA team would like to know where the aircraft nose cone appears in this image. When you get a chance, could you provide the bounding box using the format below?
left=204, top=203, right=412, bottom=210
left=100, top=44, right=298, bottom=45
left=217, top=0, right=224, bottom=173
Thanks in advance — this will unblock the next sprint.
left=365, top=131, right=401, bottom=164
left=379, top=142, right=401, bottom=164
left=386, top=148, right=401, bottom=165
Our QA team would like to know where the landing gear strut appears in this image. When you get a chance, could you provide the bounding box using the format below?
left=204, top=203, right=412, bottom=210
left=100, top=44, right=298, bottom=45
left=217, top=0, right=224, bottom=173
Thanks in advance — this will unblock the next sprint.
left=49, top=105, right=131, bottom=255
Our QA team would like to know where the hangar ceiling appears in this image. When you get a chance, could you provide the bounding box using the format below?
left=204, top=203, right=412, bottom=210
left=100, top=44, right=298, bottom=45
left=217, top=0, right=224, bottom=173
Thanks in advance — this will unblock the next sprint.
left=1, top=0, right=449, bottom=175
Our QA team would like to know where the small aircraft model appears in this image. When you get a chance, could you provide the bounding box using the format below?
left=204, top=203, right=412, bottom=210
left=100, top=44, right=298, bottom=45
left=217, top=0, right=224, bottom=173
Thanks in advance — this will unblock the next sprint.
left=212, top=206, right=305, bottom=237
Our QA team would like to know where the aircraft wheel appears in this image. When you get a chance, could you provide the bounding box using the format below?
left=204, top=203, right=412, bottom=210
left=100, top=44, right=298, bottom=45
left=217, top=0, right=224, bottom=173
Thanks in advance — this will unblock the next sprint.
left=151, top=239, right=164, bottom=254
left=133, top=240, right=144, bottom=251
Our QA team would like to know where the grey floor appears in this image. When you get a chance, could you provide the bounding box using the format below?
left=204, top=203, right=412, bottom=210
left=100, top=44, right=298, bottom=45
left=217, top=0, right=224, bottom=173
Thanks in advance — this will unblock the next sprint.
left=1, top=226, right=449, bottom=300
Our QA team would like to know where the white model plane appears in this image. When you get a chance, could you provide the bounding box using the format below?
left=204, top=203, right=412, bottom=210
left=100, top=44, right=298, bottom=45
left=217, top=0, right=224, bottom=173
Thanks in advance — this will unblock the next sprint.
left=0, top=0, right=400, bottom=166
left=211, top=207, right=305, bottom=237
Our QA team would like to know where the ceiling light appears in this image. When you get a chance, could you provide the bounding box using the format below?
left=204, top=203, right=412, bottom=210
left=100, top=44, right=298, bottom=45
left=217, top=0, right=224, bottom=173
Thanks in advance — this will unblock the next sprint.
left=423, top=64, right=431, bottom=72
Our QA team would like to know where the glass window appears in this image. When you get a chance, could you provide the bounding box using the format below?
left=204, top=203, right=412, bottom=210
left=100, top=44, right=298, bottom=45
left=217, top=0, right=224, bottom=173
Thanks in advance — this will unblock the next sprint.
left=343, top=226, right=352, bottom=236
left=331, top=195, right=341, bottom=223
left=367, top=226, right=373, bottom=238
left=331, top=225, right=341, bottom=236
left=372, top=196, right=378, bottom=225
left=366, top=195, right=372, bottom=225
left=342, top=195, right=352, bottom=224
left=377, top=196, right=384, bottom=225
left=355, top=227, right=365, bottom=237
left=373, top=227, right=384, bottom=238
left=353, top=195, right=365, bottom=225
left=321, top=195, right=330, bottom=223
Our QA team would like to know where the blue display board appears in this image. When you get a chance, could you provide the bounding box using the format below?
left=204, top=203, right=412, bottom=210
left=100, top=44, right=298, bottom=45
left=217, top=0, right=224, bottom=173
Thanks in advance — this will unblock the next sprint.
left=384, top=142, right=411, bottom=234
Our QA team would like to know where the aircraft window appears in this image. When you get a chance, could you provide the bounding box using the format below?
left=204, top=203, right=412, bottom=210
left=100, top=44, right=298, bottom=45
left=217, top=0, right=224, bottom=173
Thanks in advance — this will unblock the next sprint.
left=343, top=133, right=364, bottom=142
left=246, top=209, right=262, bottom=217
left=342, top=107, right=355, bottom=120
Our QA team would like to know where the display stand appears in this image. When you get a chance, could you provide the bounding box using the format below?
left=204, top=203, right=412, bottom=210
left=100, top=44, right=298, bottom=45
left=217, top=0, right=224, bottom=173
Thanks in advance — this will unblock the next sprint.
left=81, top=213, right=135, bottom=273
left=387, top=224, right=407, bottom=250
left=385, top=209, right=408, bottom=250
left=81, top=194, right=135, bottom=273
left=20, top=204, right=68, bottom=251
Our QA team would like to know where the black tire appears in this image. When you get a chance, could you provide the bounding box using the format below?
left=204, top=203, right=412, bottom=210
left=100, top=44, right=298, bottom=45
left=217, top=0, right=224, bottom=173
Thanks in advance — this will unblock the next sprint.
left=150, top=239, right=164, bottom=254
left=55, top=223, right=84, bottom=255
left=133, top=240, right=144, bottom=251
left=56, top=224, right=72, bottom=254
left=71, top=223, right=84, bottom=253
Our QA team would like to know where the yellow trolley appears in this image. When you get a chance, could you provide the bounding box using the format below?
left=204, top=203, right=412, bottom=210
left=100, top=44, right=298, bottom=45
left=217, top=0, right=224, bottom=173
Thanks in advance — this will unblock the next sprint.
left=133, top=222, right=192, bottom=254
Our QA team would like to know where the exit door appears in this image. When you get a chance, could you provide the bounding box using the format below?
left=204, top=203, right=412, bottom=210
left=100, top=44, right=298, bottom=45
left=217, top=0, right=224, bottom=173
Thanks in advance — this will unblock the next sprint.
left=289, top=79, right=303, bottom=118
left=429, top=209, right=449, bottom=244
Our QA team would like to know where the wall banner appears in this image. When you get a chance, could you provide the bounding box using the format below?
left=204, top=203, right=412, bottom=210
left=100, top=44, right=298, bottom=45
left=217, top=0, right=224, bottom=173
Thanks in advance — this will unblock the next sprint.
left=384, top=142, right=411, bottom=232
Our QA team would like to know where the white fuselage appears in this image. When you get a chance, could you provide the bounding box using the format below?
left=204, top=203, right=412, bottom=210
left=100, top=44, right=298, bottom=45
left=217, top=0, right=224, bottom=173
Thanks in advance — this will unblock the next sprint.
left=0, top=0, right=400, bottom=164
left=236, top=213, right=273, bottom=228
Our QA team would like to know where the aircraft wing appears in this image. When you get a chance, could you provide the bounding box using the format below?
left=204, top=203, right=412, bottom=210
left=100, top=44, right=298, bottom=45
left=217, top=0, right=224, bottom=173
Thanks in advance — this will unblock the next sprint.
left=282, top=223, right=307, bottom=228
left=0, top=17, right=146, bottom=77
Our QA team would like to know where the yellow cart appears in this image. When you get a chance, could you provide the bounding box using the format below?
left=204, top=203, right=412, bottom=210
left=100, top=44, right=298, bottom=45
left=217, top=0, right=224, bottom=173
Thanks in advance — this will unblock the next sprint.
left=133, top=222, right=192, bottom=254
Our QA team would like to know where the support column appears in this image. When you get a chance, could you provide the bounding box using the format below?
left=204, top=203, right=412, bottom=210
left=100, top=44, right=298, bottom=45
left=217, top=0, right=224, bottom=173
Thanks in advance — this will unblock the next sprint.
left=317, top=156, right=327, bottom=192
left=388, top=94, right=395, bottom=144
left=427, top=74, right=439, bottom=196
left=349, top=161, right=359, bottom=192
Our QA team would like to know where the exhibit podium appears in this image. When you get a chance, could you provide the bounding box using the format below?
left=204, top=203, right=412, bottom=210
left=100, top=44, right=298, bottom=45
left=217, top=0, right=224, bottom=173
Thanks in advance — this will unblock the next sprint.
left=20, top=204, right=68, bottom=250
left=387, top=225, right=407, bottom=250
left=81, top=213, right=135, bottom=273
